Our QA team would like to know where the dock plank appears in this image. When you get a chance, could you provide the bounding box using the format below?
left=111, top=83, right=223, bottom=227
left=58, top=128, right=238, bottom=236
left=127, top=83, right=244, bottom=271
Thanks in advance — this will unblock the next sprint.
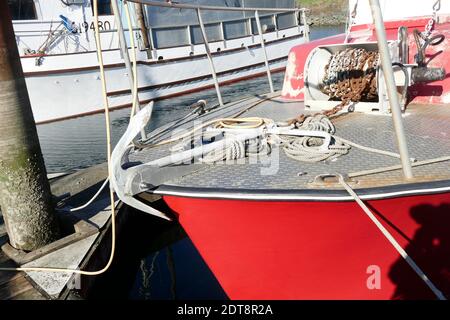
left=12, top=287, right=47, bottom=300
left=0, top=251, right=46, bottom=300
left=0, top=275, right=35, bottom=300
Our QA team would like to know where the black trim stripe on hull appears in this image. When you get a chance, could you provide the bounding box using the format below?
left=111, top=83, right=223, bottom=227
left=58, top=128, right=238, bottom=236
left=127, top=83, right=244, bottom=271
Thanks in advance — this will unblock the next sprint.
left=152, top=179, right=450, bottom=202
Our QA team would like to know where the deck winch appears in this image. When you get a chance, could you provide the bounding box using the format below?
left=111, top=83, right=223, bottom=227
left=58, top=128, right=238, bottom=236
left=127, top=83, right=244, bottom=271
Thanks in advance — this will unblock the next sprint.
left=304, top=35, right=445, bottom=114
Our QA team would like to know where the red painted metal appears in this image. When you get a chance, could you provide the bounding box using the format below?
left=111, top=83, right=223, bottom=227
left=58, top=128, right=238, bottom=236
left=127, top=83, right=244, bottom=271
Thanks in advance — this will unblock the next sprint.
left=281, top=17, right=450, bottom=105
left=165, top=193, right=450, bottom=299
left=159, top=16, right=450, bottom=300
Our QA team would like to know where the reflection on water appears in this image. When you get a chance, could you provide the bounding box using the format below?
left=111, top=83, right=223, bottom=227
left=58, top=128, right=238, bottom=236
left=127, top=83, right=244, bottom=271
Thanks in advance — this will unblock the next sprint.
left=88, top=209, right=227, bottom=299
left=38, top=26, right=344, bottom=299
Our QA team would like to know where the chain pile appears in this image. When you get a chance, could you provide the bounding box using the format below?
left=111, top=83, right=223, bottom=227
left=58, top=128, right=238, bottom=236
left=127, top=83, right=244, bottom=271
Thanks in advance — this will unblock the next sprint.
left=322, top=48, right=380, bottom=105
left=287, top=48, right=381, bottom=128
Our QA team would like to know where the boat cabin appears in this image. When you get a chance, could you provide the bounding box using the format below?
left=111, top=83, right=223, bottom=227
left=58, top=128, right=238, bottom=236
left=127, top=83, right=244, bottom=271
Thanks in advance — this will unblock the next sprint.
left=10, top=0, right=301, bottom=59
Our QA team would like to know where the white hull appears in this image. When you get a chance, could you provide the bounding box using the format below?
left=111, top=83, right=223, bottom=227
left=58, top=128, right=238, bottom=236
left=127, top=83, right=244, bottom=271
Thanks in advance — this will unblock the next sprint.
left=23, top=27, right=305, bottom=124
left=13, top=0, right=306, bottom=124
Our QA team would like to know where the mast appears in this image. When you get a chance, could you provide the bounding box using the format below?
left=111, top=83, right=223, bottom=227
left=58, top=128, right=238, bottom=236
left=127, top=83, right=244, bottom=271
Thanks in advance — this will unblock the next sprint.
left=134, top=2, right=152, bottom=55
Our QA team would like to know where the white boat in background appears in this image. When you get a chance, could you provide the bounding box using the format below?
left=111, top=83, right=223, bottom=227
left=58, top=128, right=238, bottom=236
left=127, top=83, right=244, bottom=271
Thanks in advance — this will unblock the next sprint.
left=10, top=0, right=309, bottom=124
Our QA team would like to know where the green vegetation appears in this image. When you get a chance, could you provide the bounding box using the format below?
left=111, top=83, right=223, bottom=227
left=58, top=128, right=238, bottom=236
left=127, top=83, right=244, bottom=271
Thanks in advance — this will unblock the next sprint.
left=297, top=0, right=347, bottom=7
left=297, top=0, right=347, bottom=11
left=297, top=0, right=348, bottom=25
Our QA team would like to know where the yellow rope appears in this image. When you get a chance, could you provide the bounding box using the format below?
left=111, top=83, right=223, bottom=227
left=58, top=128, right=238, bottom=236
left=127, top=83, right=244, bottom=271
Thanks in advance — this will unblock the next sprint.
left=215, top=117, right=266, bottom=129
left=0, top=0, right=116, bottom=276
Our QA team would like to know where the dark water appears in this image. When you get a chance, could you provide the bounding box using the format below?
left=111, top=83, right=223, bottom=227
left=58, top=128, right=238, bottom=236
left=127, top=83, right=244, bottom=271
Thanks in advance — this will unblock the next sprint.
left=37, top=25, right=344, bottom=299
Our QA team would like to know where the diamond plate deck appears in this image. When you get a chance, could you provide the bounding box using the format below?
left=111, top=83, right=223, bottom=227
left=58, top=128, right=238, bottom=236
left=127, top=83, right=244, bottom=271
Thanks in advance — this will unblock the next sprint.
left=127, top=94, right=450, bottom=193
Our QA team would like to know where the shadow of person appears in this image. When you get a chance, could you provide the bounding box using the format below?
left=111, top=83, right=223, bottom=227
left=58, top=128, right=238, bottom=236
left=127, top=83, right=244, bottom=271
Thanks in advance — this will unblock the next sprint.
left=388, top=203, right=450, bottom=300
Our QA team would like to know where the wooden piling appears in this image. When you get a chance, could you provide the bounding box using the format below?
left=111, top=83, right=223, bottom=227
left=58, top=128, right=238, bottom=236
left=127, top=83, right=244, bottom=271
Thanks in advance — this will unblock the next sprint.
left=0, top=2, right=60, bottom=251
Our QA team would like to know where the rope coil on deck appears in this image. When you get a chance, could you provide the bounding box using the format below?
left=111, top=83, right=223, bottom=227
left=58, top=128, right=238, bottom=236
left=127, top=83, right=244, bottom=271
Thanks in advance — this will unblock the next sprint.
left=196, top=113, right=410, bottom=165
left=199, top=115, right=350, bottom=164
left=279, top=115, right=351, bottom=163
left=280, top=136, right=350, bottom=163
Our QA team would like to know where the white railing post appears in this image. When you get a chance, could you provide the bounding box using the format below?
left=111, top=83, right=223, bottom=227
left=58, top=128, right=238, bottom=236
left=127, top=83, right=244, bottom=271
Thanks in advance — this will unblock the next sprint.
left=196, top=8, right=224, bottom=106
left=220, top=21, right=226, bottom=48
left=369, top=0, right=413, bottom=179
left=186, top=25, right=191, bottom=45
left=273, top=13, right=279, bottom=38
left=255, top=10, right=274, bottom=93
left=247, top=17, right=253, bottom=41
left=148, top=27, right=156, bottom=58
left=301, top=9, right=310, bottom=42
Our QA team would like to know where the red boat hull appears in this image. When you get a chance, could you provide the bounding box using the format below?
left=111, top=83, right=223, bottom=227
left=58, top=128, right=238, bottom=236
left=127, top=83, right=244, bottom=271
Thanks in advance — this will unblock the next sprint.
left=164, top=192, right=450, bottom=299
left=159, top=16, right=450, bottom=301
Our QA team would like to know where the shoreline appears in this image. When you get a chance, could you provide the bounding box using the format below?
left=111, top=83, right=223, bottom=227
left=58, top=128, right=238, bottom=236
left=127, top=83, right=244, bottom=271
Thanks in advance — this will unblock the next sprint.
left=299, top=0, right=348, bottom=26
left=307, top=14, right=347, bottom=26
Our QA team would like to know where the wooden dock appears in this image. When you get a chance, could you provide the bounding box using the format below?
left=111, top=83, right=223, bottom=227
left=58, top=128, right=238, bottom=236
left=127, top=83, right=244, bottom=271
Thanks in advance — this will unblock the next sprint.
left=0, top=237, right=46, bottom=300
left=0, top=163, right=114, bottom=300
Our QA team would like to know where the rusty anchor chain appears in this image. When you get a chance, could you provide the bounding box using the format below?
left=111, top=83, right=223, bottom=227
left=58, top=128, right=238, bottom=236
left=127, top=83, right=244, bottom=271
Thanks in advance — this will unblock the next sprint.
left=288, top=48, right=380, bottom=127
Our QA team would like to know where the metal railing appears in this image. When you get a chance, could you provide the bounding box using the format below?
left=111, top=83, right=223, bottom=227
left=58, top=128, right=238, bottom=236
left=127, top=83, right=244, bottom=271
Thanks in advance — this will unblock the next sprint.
left=127, top=0, right=309, bottom=106
left=149, top=11, right=300, bottom=48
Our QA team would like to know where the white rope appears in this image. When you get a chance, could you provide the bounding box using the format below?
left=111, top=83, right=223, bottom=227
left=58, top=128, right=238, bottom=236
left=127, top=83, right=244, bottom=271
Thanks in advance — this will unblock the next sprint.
left=337, top=174, right=446, bottom=300
left=293, top=114, right=335, bottom=133
left=278, top=115, right=349, bottom=162
left=198, top=114, right=408, bottom=164
left=348, top=156, right=450, bottom=178
left=200, top=135, right=271, bottom=163
left=281, top=135, right=350, bottom=163
left=336, top=136, right=415, bottom=161
left=62, top=178, right=109, bottom=212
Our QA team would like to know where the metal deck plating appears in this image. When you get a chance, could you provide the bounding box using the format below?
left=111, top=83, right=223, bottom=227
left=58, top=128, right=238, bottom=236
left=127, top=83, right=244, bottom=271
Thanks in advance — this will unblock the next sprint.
left=124, top=93, right=450, bottom=200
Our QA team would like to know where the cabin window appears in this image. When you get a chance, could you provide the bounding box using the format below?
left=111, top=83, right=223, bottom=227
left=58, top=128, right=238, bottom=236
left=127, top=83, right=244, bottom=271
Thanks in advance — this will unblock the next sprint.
left=7, top=0, right=37, bottom=20
left=91, top=0, right=112, bottom=16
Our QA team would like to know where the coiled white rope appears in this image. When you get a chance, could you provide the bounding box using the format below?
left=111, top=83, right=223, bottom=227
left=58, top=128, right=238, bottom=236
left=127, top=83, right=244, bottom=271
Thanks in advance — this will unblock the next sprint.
left=200, top=136, right=271, bottom=163
left=281, top=135, right=350, bottom=163
left=279, top=115, right=351, bottom=162
left=200, top=114, right=406, bottom=164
